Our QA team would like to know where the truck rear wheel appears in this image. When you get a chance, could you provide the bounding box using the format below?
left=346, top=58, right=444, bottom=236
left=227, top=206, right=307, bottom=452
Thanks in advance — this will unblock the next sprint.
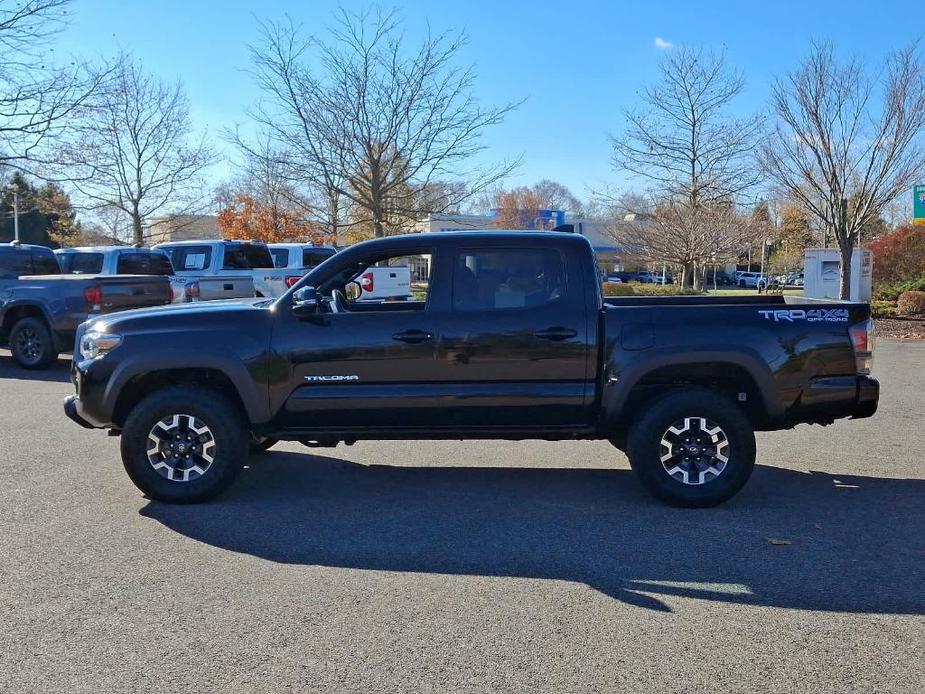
left=120, top=386, right=246, bottom=503
left=9, top=317, right=57, bottom=370
left=626, top=389, right=755, bottom=507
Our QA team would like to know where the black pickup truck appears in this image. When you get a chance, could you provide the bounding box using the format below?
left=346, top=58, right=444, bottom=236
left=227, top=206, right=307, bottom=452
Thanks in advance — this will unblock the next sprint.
left=63, top=231, right=878, bottom=507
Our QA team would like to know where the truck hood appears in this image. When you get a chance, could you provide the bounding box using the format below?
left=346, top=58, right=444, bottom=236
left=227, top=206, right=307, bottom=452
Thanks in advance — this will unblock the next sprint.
left=85, top=297, right=274, bottom=333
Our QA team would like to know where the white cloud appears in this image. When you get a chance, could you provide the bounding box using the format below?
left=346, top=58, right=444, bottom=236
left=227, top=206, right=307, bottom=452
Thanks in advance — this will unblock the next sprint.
left=654, top=37, right=673, bottom=49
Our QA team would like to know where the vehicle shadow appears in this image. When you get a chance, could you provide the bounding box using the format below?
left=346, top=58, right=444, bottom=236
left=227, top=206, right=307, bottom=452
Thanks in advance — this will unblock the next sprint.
left=141, top=453, right=924, bottom=614
left=0, top=351, right=71, bottom=382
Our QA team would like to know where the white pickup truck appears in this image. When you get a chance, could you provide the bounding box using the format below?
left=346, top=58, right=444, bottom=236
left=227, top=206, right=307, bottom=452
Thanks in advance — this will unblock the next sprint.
left=268, top=243, right=337, bottom=291
left=154, top=240, right=292, bottom=299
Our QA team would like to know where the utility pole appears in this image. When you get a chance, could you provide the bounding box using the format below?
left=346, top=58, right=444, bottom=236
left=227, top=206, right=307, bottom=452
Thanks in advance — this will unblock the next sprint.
left=13, top=190, right=19, bottom=242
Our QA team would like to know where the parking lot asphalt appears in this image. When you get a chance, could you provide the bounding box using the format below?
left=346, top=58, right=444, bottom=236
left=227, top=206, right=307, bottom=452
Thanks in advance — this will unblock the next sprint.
left=0, top=341, right=922, bottom=694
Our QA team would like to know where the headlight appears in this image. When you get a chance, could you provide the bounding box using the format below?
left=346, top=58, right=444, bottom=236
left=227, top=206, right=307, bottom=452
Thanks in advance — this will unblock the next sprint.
left=79, top=331, right=122, bottom=360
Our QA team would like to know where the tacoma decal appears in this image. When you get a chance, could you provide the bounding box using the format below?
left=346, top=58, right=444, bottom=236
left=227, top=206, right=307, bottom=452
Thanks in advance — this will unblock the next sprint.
left=304, top=374, right=360, bottom=382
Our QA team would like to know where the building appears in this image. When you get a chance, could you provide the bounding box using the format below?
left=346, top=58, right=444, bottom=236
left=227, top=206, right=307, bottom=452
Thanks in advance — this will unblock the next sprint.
left=147, top=215, right=219, bottom=244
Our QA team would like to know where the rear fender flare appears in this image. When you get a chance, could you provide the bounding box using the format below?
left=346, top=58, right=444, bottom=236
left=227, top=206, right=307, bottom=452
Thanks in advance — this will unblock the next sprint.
left=601, top=349, right=781, bottom=424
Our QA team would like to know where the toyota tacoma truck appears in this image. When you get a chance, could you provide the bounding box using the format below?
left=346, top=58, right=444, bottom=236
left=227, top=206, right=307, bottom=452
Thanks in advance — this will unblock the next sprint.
left=1, top=242, right=172, bottom=369
left=63, top=231, right=879, bottom=507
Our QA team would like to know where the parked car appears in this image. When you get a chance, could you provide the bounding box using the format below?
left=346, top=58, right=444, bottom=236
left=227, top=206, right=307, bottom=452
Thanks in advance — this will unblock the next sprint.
left=709, top=271, right=737, bottom=287
left=269, top=244, right=338, bottom=290
left=55, top=246, right=185, bottom=304
left=735, top=271, right=770, bottom=289
left=356, top=264, right=413, bottom=301
left=1, top=242, right=171, bottom=369
left=65, top=231, right=878, bottom=508
left=605, top=273, right=624, bottom=284
left=635, top=270, right=672, bottom=285
left=153, top=240, right=262, bottom=301
left=783, top=272, right=804, bottom=287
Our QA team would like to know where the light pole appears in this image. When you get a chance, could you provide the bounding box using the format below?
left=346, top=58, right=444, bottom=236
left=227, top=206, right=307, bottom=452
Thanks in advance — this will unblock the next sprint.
left=12, top=190, right=19, bottom=242
left=3, top=186, right=20, bottom=242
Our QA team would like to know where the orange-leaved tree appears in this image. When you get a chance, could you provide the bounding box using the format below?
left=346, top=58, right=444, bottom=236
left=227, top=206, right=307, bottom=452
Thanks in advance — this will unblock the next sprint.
left=218, top=194, right=329, bottom=244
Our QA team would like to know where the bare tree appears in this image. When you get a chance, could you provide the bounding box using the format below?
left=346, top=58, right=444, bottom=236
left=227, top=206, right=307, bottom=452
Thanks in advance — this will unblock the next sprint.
left=246, top=8, right=519, bottom=238
left=0, top=0, right=103, bottom=172
left=65, top=54, right=215, bottom=244
left=609, top=46, right=764, bottom=287
left=761, top=42, right=925, bottom=299
left=609, top=193, right=763, bottom=284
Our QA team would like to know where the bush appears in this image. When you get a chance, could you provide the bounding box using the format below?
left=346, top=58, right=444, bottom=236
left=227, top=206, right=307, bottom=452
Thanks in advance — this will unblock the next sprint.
left=897, top=291, right=925, bottom=316
left=872, top=273, right=925, bottom=301
left=603, top=282, right=635, bottom=296
left=870, top=300, right=898, bottom=318
left=868, top=225, right=925, bottom=283
left=602, top=281, right=703, bottom=297
left=631, top=283, right=702, bottom=296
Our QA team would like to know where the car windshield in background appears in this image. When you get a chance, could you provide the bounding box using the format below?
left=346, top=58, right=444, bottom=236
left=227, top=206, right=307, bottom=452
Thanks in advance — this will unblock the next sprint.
left=223, top=243, right=274, bottom=269
left=62, top=252, right=104, bottom=274
left=116, top=252, right=174, bottom=275
left=303, top=248, right=335, bottom=267
left=165, top=245, right=212, bottom=272
left=270, top=248, right=289, bottom=268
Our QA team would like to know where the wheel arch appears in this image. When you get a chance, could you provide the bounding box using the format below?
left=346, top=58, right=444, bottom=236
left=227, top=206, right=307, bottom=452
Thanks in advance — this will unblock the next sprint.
left=109, top=360, right=265, bottom=428
left=602, top=352, right=780, bottom=429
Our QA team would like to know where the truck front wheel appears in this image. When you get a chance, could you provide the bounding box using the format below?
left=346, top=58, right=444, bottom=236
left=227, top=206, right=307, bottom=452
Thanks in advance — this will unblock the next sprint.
left=120, top=386, right=247, bottom=503
left=9, top=317, right=57, bottom=369
left=627, top=389, right=756, bottom=507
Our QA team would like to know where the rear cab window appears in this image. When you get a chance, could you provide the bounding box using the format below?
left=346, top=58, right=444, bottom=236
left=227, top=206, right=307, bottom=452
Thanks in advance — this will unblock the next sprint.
left=62, top=252, right=104, bottom=274
left=303, top=247, right=335, bottom=268
left=164, top=245, right=212, bottom=272
left=31, top=250, right=60, bottom=275
left=116, top=251, right=174, bottom=275
left=223, top=243, right=274, bottom=270
left=270, top=247, right=289, bottom=268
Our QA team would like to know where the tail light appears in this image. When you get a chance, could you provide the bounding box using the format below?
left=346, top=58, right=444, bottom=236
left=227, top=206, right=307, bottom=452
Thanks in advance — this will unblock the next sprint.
left=285, top=276, right=302, bottom=288
left=184, top=281, right=201, bottom=302
left=360, top=271, right=374, bottom=292
left=83, top=285, right=102, bottom=312
left=849, top=318, right=875, bottom=374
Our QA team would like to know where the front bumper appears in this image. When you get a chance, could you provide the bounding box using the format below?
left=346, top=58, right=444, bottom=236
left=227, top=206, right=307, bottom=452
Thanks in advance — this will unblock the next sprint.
left=64, top=394, right=98, bottom=429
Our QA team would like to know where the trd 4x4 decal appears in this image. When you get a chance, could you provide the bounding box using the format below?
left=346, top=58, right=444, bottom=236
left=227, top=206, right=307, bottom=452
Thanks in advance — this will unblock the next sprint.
left=759, top=308, right=850, bottom=323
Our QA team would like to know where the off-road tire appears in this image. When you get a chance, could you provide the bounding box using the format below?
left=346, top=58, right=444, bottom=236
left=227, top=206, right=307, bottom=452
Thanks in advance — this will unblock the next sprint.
left=627, top=389, right=756, bottom=507
left=120, top=385, right=246, bottom=503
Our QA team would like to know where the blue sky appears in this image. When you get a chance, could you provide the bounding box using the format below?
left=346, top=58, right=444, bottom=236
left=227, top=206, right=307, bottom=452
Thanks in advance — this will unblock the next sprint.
left=55, top=0, right=922, bottom=202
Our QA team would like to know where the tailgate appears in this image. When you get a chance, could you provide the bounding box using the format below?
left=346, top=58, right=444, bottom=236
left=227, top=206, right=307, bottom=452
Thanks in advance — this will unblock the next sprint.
left=97, top=276, right=171, bottom=312
left=196, top=275, right=255, bottom=301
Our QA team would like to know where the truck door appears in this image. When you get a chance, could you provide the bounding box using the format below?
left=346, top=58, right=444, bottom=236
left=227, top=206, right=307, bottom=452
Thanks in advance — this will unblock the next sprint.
left=432, top=244, right=594, bottom=428
left=270, top=246, right=448, bottom=430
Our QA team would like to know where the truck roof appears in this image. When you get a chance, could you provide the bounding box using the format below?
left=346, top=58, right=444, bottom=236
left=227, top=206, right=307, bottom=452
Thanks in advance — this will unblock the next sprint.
left=345, top=230, right=595, bottom=253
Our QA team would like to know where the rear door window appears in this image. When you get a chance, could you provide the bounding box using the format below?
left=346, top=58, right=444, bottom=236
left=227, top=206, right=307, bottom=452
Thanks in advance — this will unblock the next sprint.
left=451, top=248, right=566, bottom=311
left=0, top=249, right=32, bottom=277
left=222, top=243, right=274, bottom=269
left=117, top=252, right=174, bottom=275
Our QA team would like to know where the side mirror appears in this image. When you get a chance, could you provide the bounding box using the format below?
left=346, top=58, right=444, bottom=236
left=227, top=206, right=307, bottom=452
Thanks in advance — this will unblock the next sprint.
left=292, top=286, right=320, bottom=315
left=345, top=281, right=362, bottom=302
